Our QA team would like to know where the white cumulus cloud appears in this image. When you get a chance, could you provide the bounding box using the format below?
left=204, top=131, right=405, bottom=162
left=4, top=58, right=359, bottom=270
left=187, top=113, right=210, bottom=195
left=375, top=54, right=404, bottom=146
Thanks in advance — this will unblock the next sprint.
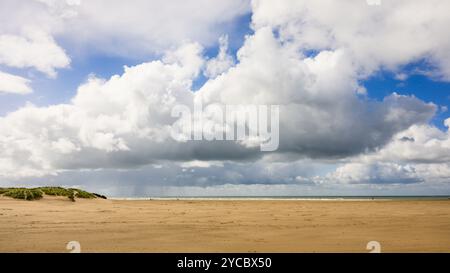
left=204, top=35, right=235, bottom=78
left=251, top=0, right=450, bottom=80
left=0, top=71, right=32, bottom=94
left=0, top=29, right=70, bottom=77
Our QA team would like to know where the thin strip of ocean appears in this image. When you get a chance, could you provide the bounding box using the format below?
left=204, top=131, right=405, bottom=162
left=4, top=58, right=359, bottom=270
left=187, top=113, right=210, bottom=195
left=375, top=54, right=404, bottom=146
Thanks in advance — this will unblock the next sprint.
left=110, top=196, right=450, bottom=201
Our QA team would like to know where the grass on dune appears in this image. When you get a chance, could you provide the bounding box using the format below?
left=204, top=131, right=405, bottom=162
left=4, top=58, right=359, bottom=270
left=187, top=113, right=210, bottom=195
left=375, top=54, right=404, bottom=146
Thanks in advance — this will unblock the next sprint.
left=3, top=188, right=43, bottom=201
left=39, top=187, right=96, bottom=199
left=0, top=187, right=105, bottom=201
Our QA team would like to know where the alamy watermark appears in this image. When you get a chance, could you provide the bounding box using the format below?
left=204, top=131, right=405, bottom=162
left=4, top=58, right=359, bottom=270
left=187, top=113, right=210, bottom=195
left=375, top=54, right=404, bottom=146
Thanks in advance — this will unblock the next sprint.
left=65, top=240, right=381, bottom=253
left=170, top=101, right=280, bottom=152
left=66, top=241, right=81, bottom=253
left=366, top=241, right=381, bottom=253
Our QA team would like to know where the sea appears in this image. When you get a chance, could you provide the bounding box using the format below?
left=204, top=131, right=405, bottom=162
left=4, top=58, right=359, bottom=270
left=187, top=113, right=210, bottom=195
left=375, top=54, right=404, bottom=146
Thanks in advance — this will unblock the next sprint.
left=110, top=195, right=450, bottom=201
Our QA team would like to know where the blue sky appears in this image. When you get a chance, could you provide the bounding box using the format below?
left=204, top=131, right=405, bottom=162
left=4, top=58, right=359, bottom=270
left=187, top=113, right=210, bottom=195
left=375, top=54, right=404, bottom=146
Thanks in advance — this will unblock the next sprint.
left=365, top=72, right=450, bottom=130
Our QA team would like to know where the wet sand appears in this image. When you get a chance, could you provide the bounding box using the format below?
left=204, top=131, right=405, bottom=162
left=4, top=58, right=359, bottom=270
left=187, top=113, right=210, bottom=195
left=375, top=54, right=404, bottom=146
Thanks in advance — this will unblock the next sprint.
left=0, top=197, right=449, bottom=252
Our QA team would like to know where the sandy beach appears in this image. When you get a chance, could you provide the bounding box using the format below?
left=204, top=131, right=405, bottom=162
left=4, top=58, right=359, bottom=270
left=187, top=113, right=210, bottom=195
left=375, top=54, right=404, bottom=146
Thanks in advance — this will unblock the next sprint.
left=0, top=197, right=449, bottom=253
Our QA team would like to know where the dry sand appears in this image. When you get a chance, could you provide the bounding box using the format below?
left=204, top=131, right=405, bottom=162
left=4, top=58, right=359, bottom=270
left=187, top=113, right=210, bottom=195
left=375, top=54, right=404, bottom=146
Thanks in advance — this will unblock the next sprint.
left=0, top=196, right=449, bottom=252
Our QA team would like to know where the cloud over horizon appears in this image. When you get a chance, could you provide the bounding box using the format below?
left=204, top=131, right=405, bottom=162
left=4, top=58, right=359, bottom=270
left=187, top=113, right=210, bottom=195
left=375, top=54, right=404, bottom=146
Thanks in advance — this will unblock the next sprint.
left=0, top=0, right=449, bottom=195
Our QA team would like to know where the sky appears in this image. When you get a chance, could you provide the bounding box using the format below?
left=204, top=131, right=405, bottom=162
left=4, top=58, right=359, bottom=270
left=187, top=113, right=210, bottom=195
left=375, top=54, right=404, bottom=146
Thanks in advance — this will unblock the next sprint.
left=0, top=0, right=450, bottom=197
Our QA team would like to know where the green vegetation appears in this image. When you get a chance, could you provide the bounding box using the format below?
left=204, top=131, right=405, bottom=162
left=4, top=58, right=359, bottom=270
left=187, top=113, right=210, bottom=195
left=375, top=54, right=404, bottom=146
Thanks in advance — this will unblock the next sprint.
left=38, top=186, right=96, bottom=199
left=38, top=186, right=72, bottom=197
left=0, top=187, right=105, bottom=201
left=3, top=188, right=43, bottom=201
left=69, top=188, right=97, bottom=199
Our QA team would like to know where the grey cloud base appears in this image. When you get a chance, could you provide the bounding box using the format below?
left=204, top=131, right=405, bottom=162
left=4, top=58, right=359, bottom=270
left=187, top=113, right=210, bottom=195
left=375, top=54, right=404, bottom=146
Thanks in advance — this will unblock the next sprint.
left=0, top=31, right=437, bottom=178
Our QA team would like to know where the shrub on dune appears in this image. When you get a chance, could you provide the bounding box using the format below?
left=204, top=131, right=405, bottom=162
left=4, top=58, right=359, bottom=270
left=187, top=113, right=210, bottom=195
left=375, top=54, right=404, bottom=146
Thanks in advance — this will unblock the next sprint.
left=0, top=186, right=106, bottom=201
left=69, top=188, right=96, bottom=199
left=3, top=188, right=43, bottom=201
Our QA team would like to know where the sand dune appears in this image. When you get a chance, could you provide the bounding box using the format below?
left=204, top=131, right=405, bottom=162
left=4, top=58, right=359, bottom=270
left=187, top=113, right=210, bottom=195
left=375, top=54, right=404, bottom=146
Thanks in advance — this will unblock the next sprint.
left=0, top=197, right=449, bottom=252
